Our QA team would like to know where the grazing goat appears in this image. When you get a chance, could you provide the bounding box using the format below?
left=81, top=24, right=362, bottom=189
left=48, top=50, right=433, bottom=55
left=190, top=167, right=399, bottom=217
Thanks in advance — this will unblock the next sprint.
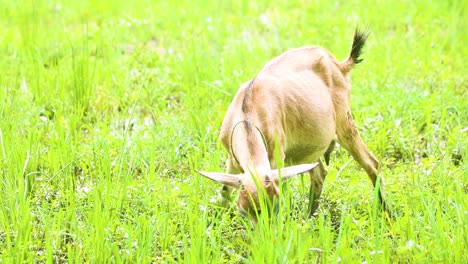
left=200, top=29, right=389, bottom=223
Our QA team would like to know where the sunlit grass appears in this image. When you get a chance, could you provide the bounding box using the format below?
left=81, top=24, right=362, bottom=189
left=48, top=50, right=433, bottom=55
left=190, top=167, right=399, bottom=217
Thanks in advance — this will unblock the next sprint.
left=0, top=0, right=466, bottom=262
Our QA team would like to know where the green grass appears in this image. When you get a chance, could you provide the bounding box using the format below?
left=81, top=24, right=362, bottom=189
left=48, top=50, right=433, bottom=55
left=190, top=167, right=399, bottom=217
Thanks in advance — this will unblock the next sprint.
left=0, top=0, right=467, bottom=263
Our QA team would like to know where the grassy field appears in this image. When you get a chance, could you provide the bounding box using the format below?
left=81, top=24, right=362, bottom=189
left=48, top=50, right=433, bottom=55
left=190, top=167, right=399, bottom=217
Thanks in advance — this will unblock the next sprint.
left=0, top=0, right=467, bottom=263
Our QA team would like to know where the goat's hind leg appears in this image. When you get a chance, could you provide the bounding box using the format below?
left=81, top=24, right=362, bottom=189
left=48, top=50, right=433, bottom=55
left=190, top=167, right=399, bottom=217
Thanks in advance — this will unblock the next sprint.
left=336, top=111, right=391, bottom=215
left=308, top=160, right=328, bottom=217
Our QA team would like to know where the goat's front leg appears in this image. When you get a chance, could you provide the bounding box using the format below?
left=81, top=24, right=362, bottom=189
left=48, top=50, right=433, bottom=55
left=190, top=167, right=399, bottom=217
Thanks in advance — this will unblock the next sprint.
left=308, top=160, right=328, bottom=217
left=216, top=157, right=239, bottom=207
left=336, top=110, right=390, bottom=215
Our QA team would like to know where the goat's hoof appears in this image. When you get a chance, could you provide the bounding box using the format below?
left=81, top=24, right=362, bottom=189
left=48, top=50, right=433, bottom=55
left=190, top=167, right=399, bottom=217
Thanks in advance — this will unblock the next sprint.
left=210, top=195, right=231, bottom=208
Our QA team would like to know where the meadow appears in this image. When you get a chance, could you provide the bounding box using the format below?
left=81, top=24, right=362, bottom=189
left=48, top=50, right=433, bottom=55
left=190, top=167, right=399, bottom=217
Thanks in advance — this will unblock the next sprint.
left=0, top=0, right=467, bottom=263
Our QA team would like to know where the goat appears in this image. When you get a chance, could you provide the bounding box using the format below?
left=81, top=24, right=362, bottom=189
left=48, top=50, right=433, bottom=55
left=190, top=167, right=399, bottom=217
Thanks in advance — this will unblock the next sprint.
left=200, top=29, right=389, bottom=223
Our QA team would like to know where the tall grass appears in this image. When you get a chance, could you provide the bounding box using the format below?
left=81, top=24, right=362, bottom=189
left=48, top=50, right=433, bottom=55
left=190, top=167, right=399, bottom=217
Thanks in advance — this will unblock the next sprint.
left=0, top=0, right=466, bottom=263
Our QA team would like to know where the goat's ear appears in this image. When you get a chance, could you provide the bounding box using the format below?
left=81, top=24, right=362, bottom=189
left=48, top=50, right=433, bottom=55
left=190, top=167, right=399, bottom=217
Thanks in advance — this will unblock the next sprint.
left=198, top=171, right=242, bottom=188
left=271, top=163, right=318, bottom=182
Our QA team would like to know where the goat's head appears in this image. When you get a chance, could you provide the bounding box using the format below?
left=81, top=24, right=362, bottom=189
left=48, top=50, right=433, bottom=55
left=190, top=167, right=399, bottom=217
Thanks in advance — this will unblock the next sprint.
left=199, top=163, right=317, bottom=223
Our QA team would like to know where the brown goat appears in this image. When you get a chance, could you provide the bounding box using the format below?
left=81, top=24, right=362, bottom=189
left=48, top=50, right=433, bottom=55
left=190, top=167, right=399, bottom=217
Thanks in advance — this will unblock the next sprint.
left=200, top=29, right=388, bottom=223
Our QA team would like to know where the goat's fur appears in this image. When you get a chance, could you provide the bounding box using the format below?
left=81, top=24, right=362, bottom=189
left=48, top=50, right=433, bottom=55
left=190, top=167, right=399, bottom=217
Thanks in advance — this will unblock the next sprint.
left=200, top=29, right=389, bottom=223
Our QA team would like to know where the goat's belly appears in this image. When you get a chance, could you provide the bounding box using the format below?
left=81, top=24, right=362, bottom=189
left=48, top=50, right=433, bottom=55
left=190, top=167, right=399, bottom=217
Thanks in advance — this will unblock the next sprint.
left=284, top=144, right=328, bottom=165
left=282, top=112, right=335, bottom=165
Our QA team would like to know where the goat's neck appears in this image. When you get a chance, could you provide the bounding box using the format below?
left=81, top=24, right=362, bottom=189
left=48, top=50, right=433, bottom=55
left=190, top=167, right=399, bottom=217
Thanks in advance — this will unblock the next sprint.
left=230, top=120, right=271, bottom=179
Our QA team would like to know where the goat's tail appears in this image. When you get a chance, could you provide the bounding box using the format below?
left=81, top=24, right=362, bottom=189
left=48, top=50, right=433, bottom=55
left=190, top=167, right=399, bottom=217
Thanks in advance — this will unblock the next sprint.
left=340, top=28, right=369, bottom=73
